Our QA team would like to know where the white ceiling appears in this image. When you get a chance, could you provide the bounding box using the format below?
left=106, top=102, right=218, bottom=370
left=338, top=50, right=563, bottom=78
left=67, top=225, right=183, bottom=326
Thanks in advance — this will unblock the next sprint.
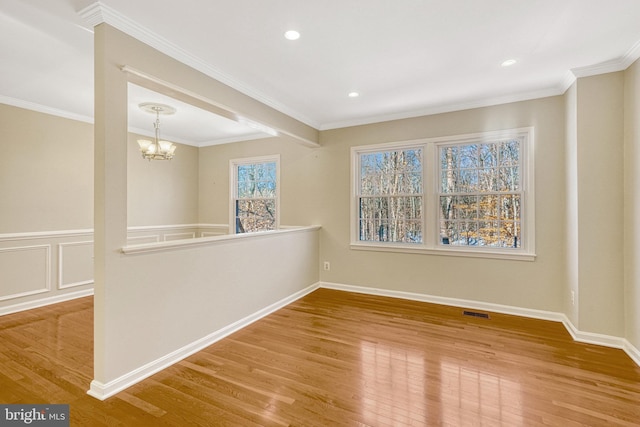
left=2, top=0, right=640, bottom=146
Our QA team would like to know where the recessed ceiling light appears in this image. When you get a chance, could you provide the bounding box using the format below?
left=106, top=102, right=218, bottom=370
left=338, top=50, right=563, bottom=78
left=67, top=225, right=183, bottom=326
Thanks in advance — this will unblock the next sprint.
left=348, top=92, right=360, bottom=98
left=501, top=59, right=517, bottom=67
left=284, top=30, right=300, bottom=40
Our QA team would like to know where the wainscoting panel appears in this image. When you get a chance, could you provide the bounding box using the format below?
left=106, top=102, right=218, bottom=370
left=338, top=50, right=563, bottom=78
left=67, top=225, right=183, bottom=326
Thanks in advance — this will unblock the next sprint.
left=0, top=245, right=50, bottom=301
left=127, top=235, right=160, bottom=245
left=58, top=241, right=94, bottom=289
left=164, top=232, right=195, bottom=241
left=0, top=225, right=229, bottom=315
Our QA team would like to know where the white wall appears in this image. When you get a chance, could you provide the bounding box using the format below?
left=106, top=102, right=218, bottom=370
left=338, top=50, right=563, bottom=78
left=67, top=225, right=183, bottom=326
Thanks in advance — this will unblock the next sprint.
left=89, top=226, right=320, bottom=399
left=92, top=23, right=321, bottom=396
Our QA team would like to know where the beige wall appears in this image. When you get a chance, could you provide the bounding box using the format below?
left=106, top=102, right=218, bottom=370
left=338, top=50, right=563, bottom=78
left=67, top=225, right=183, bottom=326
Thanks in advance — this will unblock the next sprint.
left=198, top=136, right=321, bottom=228
left=317, top=97, right=567, bottom=312
left=625, top=59, right=640, bottom=350
left=127, top=133, right=199, bottom=226
left=0, top=104, right=93, bottom=233
left=0, top=104, right=199, bottom=233
left=574, top=73, right=625, bottom=336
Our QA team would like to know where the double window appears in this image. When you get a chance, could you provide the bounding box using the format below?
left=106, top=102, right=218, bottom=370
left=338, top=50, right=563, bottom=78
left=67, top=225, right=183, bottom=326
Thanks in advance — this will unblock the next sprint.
left=352, top=128, right=534, bottom=260
left=230, top=155, right=280, bottom=233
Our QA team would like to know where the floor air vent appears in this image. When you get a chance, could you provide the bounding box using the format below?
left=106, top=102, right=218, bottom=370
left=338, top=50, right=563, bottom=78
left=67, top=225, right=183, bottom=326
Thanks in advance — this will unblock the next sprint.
left=463, top=310, right=490, bottom=319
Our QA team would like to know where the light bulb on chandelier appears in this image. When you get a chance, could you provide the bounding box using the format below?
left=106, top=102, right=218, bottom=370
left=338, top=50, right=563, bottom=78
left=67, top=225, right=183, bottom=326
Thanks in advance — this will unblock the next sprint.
left=137, top=103, right=177, bottom=161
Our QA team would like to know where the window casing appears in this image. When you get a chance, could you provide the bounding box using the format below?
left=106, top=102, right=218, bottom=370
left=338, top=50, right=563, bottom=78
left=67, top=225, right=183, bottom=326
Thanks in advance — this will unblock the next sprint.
left=351, top=128, right=535, bottom=260
left=230, top=155, right=280, bottom=234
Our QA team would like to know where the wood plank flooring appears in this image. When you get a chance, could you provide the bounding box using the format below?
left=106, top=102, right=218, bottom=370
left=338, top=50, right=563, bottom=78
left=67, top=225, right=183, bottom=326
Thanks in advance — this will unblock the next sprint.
left=1, top=288, right=640, bottom=426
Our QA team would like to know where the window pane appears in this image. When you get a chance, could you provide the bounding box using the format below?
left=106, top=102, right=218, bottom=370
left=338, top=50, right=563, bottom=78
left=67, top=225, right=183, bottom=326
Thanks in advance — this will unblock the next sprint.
left=479, top=195, right=498, bottom=219
left=500, top=195, right=521, bottom=221
left=499, top=167, right=519, bottom=191
left=479, top=144, right=498, bottom=168
left=359, top=196, right=422, bottom=243
left=236, top=199, right=276, bottom=233
left=441, top=170, right=458, bottom=194
left=478, top=168, right=497, bottom=192
left=455, top=196, right=478, bottom=219
left=457, top=221, right=479, bottom=246
left=501, top=221, right=521, bottom=248
left=457, top=169, right=478, bottom=192
left=500, top=140, right=520, bottom=166
left=458, top=144, right=479, bottom=169
left=360, top=149, right=422, bottom=196
left=478, top=221, right=500, bottom=246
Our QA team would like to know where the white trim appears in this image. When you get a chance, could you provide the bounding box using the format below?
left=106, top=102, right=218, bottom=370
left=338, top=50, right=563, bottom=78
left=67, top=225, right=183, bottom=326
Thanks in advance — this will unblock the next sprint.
left=560, top=317, right=627, bottom=349
left=319, top=282, right=640, bottom=368
left=0, top=229, right=93, bottom=242
left=0, top=289, right=93, bottom=317
left=350, top=242, right=536, bottom=261
left=0, top=245, right=51, bottom=301
left=121, top=225, right=320, bottom=254
left=571, top=39, right=640, bottom=79
left=58, top=241, right=94, bottom=289
left=0, top=95, right=94, bottom=124
left=87, top=282, right=320, bottom=400
left=0, top=224, right=227, bottom=242
left=320, top=87, right=564, bottom=131
left=623, top=340, right=640, bottom=367
left=321, top=282, right=564, bottom=321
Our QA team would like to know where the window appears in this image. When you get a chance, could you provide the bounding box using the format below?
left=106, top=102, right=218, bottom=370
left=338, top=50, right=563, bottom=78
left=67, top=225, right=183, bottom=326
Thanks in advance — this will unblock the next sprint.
left=351, top=128, right=534, bottom=260
left=230, top=155, right=279, bottom=233
left=358, top=147, right=423, bottom=243
left=439, top=140, right=521, bottom=248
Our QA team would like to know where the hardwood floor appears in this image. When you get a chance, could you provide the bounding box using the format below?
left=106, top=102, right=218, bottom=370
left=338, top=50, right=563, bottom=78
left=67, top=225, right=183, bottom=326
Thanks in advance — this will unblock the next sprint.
left=1, top=288, right=639, bottom=426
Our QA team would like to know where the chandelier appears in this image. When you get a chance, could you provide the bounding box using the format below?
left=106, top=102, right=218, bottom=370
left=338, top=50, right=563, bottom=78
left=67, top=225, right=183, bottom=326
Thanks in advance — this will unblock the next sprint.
left=137, top=103, right=177, bottom=161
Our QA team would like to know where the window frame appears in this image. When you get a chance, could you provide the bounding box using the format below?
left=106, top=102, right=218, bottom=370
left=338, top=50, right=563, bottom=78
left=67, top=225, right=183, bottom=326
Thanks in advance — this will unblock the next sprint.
left=350, top=128, right=535, bottom=261
left=229, top=154, right=281, bottom=234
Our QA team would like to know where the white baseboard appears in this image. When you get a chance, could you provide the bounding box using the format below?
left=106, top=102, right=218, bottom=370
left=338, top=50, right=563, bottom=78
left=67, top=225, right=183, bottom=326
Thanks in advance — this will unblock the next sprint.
left=87, top=282, right=321, bottom=401
left=320, top=281, right=640, bottom=368
left=0, top=288, right=94, bottom=316
left=623, top=339, right=640, bottom=367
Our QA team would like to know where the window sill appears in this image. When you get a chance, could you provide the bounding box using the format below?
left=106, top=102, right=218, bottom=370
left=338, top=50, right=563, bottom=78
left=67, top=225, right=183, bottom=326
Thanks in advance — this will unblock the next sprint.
left=350, top=242, right=536, bottom=261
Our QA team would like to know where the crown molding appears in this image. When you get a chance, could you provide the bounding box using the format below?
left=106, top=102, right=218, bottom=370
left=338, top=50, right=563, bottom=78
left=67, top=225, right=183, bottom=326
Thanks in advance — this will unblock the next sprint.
left=571, top=39, right=640, bottom=78
left=0, top=95, right=94, bottom=124
left=319, top=85, right=566, bottom=131
left=56, top=2, right=640, bottom=134
left=77, top=2, right=319, bottom=130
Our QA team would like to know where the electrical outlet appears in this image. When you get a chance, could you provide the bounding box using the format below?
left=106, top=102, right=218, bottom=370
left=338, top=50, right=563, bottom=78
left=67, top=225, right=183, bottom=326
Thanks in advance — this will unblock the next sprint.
left=571, top=290, right=575, bottom=305
left=323, top=261, right=330, bottom=271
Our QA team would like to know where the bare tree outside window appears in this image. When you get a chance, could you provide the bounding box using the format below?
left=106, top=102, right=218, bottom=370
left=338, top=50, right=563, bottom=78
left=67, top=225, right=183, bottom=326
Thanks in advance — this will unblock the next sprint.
left=439, top=139, right=521, bottom=248
left=358, top=148, right=422, bottom=243
left=235, top=161, right=277, bottom=233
